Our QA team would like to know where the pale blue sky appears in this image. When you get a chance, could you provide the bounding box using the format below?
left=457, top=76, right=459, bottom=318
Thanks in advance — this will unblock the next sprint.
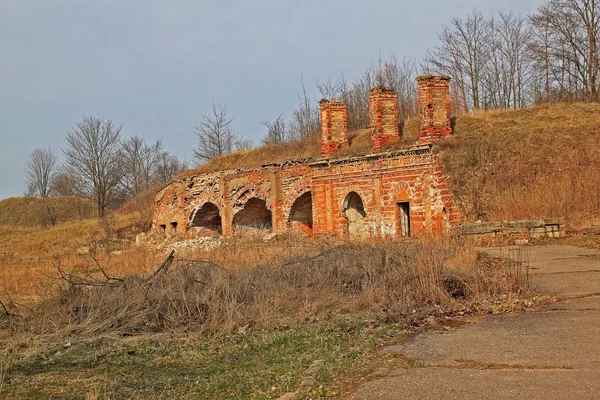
left=0, top=0, right=545, bottom=199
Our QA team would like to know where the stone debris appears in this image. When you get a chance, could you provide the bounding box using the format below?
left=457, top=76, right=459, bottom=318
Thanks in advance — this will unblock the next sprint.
left=277, top=359, right=326, bottom=400
left=75, top=246, right=90, bottom=255
left=163, top=236, right=221, bottom=254
left=262, top=232, right=278, bottom=242
left=135, top=232, right=146, bottom=245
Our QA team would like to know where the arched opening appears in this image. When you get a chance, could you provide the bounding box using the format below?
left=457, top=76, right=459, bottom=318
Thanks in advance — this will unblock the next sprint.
left=190, top=202, right=222, bottom=234
left=343, top=192, right=367, bottom=239
left=443, top=207, right=450, bottom=234
left=288, top=192, right=313, bottom=230
left=232, top=197, right=272, bottom=232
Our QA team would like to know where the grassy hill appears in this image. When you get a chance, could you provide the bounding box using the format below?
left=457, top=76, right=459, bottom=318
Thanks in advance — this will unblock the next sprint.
left=180, top=102, right=600, bottom=227
left=439, top=103, right=600, bottom=226
left=0, top=196, right=95, bottom=227
left=178, top=119, right=422, bottom=178
left=1, top=103, right=597, bottom=399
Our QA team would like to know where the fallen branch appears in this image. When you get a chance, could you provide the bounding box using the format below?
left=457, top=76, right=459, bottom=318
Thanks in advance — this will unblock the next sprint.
left=0, top=290, right=19, bottom=317
left=147, top=250, right=175, bottom=282
left=55, top=256, right=123, bottom=288
left=89, top=253, right=124, bottom=285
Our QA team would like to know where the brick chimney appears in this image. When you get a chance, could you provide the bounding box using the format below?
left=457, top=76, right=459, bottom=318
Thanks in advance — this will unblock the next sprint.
left=319, top=99, right=348, bottom=156
left=417, top=75, right=452, bottom=143
left=369, top=86, right=400, bottom=150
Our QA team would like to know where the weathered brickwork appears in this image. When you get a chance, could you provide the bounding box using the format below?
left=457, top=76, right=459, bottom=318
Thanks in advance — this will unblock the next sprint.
left=319, top=99, right=349, bottom=156
left=153, top=76, right=460, bottom=239
left=309, top=146, right=459, bottom=238
left=369, top=86, right=400, bottom=149
left=417, top=75, right=452, bottom=143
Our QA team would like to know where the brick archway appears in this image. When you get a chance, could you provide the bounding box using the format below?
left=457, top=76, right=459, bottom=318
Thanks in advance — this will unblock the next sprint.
left=342, top=191, right=368, bottom=239
left=287, top=191, right=313, bottom=230
left=390, top=181, right=412, bottom=202
left=338, top=186, right=370, bottom=216
left=230, top=183, right=272, bottom=214
left=232, top=197, right=272, bottom=232
left=189, top=202, right=222, bottom=234
left=283, top=185, right=312, bottom=224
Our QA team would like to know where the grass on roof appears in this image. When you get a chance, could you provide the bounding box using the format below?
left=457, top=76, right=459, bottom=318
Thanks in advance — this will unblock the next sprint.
left=178, top=118, right=421, bottom=178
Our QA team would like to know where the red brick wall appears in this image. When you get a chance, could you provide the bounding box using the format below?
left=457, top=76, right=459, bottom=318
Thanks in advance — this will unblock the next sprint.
left=153, top=162, right=313, bottom=236
left=153, top=146, right=460, bottom=239
left=369, top=87, right=400, bottom=149
left=309, top=145, right=459, bottom=238
left=417, top=75, right=452, bottom=143
left=320, top=99, right=349, bottom=156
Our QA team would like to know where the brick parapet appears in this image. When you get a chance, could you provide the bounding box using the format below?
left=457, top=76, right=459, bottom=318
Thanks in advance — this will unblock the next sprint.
left=152, top=83, right=463, bottom=240
left=320, top=99, right=348, bottom=156
left=417, top=75, right=452, bottom=144
left=368, top=86, right=400, bottom=150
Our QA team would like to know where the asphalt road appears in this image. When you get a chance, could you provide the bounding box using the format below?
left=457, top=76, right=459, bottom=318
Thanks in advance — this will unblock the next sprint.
left=345, top=244, right=600, bottom=400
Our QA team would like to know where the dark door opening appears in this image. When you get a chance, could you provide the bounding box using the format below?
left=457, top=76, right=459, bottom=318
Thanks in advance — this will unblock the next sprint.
left=397, top=202, right=410, bottom=237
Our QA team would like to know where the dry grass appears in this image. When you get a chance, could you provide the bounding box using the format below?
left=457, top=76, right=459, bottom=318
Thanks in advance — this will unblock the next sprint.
left=0, top=197, right=530, bottom=398
left=438, top=102, right=600, bottom=226
left=178, top=119, right=422, bottom=178
left=178, top=135, right=322, bottom=178
left=2, top=236, right=525, bottom=339
left=0, top=210, right=157, bottom=304
left=0, top=196, right=95, bottom=227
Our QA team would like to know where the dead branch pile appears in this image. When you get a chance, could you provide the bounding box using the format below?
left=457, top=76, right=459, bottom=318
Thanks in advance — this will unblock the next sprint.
left=15, top=240, right=525, bottom=337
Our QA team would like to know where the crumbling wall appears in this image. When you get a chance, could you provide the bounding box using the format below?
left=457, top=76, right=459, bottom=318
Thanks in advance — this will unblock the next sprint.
left=369, top=87, right=400, bottom=149
left=310, top=145, right=459, bottom=238
left=153, top=160, right=314, bottom=236
left=417, top=75, right=452, bottom=143
left=320, top=99, right=349, bottom=156
left=153, top=148, right=459, bottom=239
left=456, top=218, right=565, bottom=238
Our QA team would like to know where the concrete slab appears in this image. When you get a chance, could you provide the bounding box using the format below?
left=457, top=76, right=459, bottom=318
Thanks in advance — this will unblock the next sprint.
left=344, top=245, right=600, bottom=400
left=347, top=368, right=600, bottom=400
left=482, top=245, right=600, bottom=274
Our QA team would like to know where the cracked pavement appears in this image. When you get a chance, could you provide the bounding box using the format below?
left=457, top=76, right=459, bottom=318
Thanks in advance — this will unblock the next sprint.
left=345, top=244, right=600, bottom=400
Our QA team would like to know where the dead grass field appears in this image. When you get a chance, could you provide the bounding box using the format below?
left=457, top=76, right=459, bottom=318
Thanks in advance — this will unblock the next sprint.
left=179, top=102, right=600, bottom=227
left=0, top=102, right=596, bottom=398
left=0, top=219, right=532, bottom=398
left=0, top=196, right=95, bottom=227
left=439, top=102, right=600, bottom=226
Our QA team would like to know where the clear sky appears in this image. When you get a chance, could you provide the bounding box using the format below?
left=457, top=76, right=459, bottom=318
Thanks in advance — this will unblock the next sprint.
left=0, top=0, right=546, bottom=200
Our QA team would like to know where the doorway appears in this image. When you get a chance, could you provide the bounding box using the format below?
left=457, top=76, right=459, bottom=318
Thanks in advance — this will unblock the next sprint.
left=397, top=202, right=410, bottom=237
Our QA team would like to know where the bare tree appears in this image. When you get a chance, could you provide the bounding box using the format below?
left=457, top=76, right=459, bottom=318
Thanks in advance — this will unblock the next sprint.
left=289, top=78, right=320, bottom=140
left=24, top=148, right=57, bottom=198
left=63, top=116, right=123, bottom=217
left=341, top=67, right=375, bottom=130
left=378, top=54, right=419, bottom=120
left=193, top=102, right=236, bottom=163
left=483, top=12, right=534, bottom=109
left=120, top=136, right=164, bottom=197
left=50, top=167, right=85, bottom=197
left=261, top=113, right=288, bottom=144
left=315, top=76, right=343, bottom=99
left=426, top=10, right=493, bottom=111
left=235, top=138, right=255, bottom=151
left=530, top=0, right=600, bottom=102
left=154, top=153, right=187, bottom=184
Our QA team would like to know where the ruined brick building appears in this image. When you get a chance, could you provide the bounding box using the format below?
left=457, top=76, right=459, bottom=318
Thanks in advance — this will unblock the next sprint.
left=152, top=75, right=460, bottom=239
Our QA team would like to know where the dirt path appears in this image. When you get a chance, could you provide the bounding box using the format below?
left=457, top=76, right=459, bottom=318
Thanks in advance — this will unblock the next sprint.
left=345, top=245, right=600, bottom=400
